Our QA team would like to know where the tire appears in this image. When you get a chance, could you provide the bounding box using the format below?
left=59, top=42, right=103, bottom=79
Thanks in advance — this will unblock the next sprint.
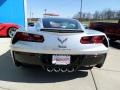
left=109, top=39, right=116, bottom=42
left=13, top=59, right=22, bottom=67
left=96, top=64, right=103, bottom=68
left=8, top=27, right=17, bottom=38
left=13, top=59, right=30, bottom=67
left=96, top=54, right=107, bottom=68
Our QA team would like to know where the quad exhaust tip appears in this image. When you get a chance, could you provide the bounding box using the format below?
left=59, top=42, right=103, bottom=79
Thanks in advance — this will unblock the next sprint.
left=61, top=68, right=67, bottom=72
left=67, top=67, right=75, bottom=72
left=54, top=67, right=60, bottom=72
left=47, top=67, right=75, bottom=72
left=47, top=67, right=53, bottom=72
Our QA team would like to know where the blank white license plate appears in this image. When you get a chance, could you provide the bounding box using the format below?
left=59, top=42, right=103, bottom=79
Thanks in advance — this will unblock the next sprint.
left=52, top=55, right=70, bottom=65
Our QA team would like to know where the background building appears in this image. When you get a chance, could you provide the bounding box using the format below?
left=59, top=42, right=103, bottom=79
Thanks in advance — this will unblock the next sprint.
left=0, top=0, right=25, bottom=27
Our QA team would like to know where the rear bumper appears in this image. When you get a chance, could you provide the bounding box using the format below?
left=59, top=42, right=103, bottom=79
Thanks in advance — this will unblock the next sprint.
left=10, top=42, right=108, bottom=55
left=12, top=51, right=107, bottom=69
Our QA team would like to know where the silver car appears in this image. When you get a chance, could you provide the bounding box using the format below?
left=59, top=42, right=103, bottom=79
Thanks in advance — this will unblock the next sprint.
left=10, top=18, right=109, bottom=72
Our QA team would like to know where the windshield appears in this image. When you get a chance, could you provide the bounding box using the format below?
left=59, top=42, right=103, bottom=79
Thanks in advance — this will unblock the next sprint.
left=42, top=18, right=82, bottom=30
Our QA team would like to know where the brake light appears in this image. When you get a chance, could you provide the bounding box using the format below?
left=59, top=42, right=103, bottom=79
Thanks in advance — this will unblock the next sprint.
left=92, top=36, right=104, bottom=43
left=80, top=36, right=104, bottom=44
left=12, top=32, right=44, bottom=44
left=80, top=36, right=90, bottom=44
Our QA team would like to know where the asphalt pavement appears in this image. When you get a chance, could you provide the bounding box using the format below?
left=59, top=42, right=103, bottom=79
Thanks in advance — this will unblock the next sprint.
left=0, top=38, right=120, bottom=90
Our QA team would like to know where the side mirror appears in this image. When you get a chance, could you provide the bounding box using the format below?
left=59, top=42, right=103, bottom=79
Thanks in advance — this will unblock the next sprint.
left=28, top=22, right=34, bottom=27
left=83, top=24, right=88, bottom=29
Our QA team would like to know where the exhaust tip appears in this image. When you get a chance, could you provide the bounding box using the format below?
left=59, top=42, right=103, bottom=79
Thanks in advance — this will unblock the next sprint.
left=68, top=67, right=74, bottom=72
left=54, top=67, right=60, bottom=72
left=47, top=67, right=53, bottom=72
left=61, top=68, right=67, bottom=72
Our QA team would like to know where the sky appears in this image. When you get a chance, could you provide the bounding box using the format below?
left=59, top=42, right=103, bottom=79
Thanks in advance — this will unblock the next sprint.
left=27, top=0, right=120, bottom=18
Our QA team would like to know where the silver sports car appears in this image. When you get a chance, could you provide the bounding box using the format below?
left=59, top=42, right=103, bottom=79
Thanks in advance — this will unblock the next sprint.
left=10, top=18, right=109, bottom=72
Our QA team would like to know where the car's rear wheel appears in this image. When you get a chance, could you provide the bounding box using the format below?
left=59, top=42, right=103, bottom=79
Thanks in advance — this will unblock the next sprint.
left=96, top=63, right=104, bottom=68
left=8, top=27, right=17, bottom=38
left=109, top=39, right=116, bottom=42
left=13, top=59, right=37, bottom=68
left=13, top=59, right=22, bottom=67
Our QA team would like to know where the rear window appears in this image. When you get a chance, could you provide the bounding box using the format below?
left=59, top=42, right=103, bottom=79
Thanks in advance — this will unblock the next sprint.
left=42, top=18, right=81, bottom=29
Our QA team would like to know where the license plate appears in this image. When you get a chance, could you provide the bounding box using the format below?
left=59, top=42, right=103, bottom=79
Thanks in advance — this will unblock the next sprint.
left=52, top=55, right=70, bottom=65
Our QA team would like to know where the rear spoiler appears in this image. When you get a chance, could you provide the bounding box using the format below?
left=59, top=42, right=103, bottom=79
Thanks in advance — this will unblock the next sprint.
left=40, top=28, right=84, bottom=33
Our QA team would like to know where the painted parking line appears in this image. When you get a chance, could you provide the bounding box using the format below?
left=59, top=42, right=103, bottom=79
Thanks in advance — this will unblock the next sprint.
left=91, top=69, right=120, bottom=90
left=0, top=38, right=96, bottom=90
left=0, top=38, right=119, bottom=90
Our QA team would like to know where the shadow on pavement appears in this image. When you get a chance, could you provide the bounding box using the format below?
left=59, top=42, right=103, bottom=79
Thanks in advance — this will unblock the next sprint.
left=0, top=50, right=88, bottom=83
left=109, top=40, right=120, bottom=49
left=0, top=36, right=9, bottom=38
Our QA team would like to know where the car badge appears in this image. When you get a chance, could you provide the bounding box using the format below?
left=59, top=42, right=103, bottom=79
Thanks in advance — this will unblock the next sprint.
left=57, top=37, right=68, bottom=44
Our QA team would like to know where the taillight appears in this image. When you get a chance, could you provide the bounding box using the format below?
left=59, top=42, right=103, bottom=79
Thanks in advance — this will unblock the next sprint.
left=80, top=36, right=104, bottom=44
left=91, top=36, right=104, bottom=43
left=12, top=32, right=44, bottom=44
left=80, top=36, right=91, bottom=44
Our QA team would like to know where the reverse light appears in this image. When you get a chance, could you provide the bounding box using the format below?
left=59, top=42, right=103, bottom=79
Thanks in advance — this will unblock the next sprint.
left=12, top=32, right=44, bottom=44
left=80, top=36, right=105, bottom=44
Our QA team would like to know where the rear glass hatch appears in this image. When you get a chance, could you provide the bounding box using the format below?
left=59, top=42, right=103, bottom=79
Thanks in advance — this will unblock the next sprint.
left=41, top=18, right=84, bottom=33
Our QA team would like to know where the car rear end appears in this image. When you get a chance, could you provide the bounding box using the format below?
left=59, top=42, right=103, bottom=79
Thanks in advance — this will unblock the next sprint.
left=11, top=18, right=109, bottom=72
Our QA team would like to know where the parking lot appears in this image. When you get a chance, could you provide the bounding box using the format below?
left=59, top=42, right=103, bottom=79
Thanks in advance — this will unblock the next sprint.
left=0, top=38, right=120, bottom=90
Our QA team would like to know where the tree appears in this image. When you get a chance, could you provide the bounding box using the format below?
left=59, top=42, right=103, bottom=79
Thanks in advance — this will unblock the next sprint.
left=116, top=10, right=120, bottom=19
left=93, top=11, right=100, bottom=20
left=73, top=9, right=120, bottom=20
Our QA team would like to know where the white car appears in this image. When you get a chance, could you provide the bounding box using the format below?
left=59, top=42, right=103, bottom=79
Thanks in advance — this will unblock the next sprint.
left=10, top=18, right=109, bottom=72
left=82, top=24, right=89, bottom=29
left=27, top=22, right=36, bottom=31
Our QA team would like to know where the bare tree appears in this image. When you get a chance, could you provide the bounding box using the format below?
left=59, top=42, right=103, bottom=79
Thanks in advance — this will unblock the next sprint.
left=116, top=10, right=120, bottom=19
left=73, top=9, right=120, bottom=20
left=93, top=11, right=100, bottom=20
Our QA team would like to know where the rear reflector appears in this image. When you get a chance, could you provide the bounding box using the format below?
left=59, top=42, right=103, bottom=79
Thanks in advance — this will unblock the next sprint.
left=12, top=32, right=44, bottom=44
left=80, top=36, right=105, bottom=44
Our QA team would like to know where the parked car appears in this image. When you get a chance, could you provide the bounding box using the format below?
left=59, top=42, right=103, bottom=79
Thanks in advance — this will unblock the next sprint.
left=0, top=23, right=19, bottom=37
left=27, top=22, right=36, bottom=31
left=89, top=20, right=120, bottom=41
left=82, top=24, right=89, bottom=29
left=10, top=18, right=109, bottom=72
